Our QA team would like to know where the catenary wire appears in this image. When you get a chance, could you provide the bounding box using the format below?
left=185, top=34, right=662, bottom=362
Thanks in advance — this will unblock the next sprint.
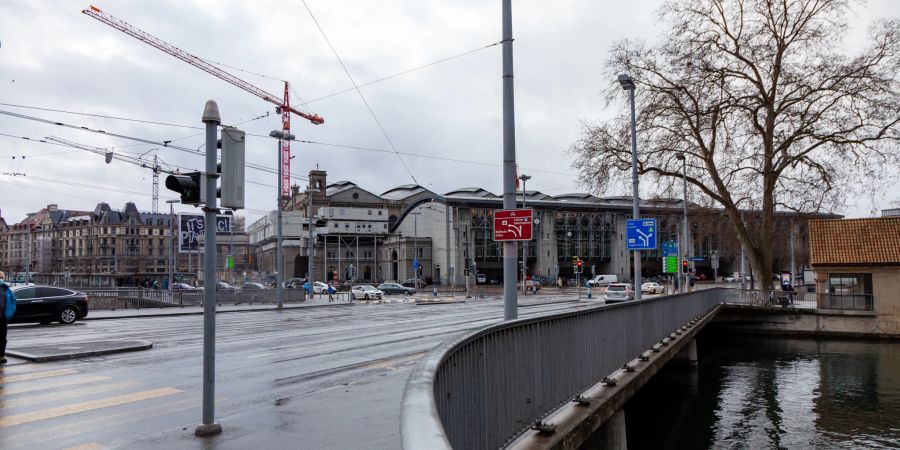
left=301, top=0, right=418, bottom=185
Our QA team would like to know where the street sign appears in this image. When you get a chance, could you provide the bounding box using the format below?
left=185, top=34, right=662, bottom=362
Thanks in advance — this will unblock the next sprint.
left=413, top=259, right=420, bottom=270
left=711, top=253, right=720, bottom=270
left=626, top=219, right=657, bottom=250
left=662, top=241, right=678, bottom=274
left=494, top=209, right=533, bottom=241
left=688, top=257, right=705, bottom=262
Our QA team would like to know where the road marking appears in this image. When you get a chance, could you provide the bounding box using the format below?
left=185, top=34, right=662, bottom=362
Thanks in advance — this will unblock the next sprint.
left=0, top=381, right=141, bottom=408
left=0, top=387, right=182, bottom=427
left=4, top=398, right=198, bottom=447
left=2, top=376, right=112, bottom=396
left=0, top=368, right=79, bottom=383
left=64, top=444, right=108, bottom=450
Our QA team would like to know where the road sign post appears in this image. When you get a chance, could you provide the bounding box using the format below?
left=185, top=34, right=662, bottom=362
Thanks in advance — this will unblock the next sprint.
left=493, top=209, right=533, bottom=241
left=626, top=219, right=658, bottom=250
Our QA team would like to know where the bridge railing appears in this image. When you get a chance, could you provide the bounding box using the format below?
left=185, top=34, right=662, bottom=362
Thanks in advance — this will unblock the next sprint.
left=80, top=288, right=313, bottom=310
left=716, top=288, right=817, bottom=309
left=401, top=289, right=723, bottom=450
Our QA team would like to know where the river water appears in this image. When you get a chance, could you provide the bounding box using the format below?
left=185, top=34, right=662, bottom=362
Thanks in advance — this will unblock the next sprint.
left=617, top=333, right=900, bottom=449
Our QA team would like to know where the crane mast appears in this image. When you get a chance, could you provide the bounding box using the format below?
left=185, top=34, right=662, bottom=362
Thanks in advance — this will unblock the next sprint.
left=82, top=5, right=324, bottom=199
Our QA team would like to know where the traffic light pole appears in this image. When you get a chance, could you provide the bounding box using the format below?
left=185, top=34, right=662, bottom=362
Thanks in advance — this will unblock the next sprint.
left=501, top=0, right=519, bottom=320
left=196, top=100, right=222, bottom=437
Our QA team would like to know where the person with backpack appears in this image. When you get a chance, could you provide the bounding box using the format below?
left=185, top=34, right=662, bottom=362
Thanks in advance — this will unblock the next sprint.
left=0, top=270, right=17, bottom=365
left=327, top=284, right=335, bottom=302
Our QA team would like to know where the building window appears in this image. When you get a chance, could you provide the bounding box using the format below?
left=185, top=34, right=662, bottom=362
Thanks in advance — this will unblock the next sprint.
left=345, top=251, right=354, bottom=258
left=826, top=273, right=873, bottom=310
left=417, top=248, right=424, bottom=258
left=368, top=210, right=372, bottom=215
left=378, top=211, right=383, bottom=216
left=327, top=251, right=336, bottom=259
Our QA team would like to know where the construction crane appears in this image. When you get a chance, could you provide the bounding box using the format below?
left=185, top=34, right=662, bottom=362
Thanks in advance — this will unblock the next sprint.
left=46, top=136, right=176, bottom=213
left=82, top=4, right=324, bottom=200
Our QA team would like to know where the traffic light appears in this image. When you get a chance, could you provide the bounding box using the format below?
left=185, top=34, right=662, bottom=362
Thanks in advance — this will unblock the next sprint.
left=682, top=260, right=688, bottom=271
left=165, top=171, right=202, bottom=205
left=166, top=165, right=223, bottom=206
left=575, top=258, right=583, bottom=274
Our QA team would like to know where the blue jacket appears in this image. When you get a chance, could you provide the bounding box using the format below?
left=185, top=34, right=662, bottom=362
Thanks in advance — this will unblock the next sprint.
left=1, top=283, right=15, bottom=320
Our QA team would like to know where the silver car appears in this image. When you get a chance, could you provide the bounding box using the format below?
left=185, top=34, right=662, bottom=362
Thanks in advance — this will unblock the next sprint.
left=604, top=283, right=634, bottom=303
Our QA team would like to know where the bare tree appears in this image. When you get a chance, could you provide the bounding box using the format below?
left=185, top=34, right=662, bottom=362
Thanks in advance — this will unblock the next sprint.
left=572, top=0, right=899, bottom=287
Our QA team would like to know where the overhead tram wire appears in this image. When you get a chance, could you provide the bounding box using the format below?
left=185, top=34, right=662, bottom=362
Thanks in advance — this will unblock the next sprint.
left=0, top=109, right=310, bottom=182
left=302, top=0, right=418, bottom=185
left=0, top=105, right=574, bottom=177
left=302, top=40, right=503, bottom=105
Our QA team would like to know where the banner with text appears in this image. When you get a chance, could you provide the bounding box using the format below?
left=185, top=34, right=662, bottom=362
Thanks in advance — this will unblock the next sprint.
left=178, top=213, right=232, bottom=253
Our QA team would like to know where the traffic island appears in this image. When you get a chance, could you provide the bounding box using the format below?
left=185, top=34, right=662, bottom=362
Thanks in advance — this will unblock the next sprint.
left=6, top=339, right=153, bottom=362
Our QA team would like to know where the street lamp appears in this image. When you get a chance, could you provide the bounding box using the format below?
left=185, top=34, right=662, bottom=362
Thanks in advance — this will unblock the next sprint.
left=305, top=186, right=320, bottom=299
left=166, top=199, right=179, bottom=290
left=618, top=73, right=642, bottom=302
left=269, top=130, right=295, bottom=308
left=676, top=152, right=688, bottom=293
left=518, top=173, right=531, bottom=294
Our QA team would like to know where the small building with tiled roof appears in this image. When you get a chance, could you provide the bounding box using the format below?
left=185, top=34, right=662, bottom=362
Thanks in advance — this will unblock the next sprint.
left=808, top=217, right=900, bottom=334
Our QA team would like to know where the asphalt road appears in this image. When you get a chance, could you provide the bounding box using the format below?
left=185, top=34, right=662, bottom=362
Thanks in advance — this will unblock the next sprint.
left=0, top=295, right=598, bottom=449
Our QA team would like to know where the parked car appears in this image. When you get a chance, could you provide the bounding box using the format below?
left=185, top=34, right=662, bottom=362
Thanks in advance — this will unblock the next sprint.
left=476, top=274, right=487, bottom=284
left=171, top=283, right=196, bottom=290
left=10, top=285, right=89, bottom=325
left=586, top=274, right=618, bottom=287
left=401, top=278, right=425, bottom=288
left=286, top=278, right=306, bottom=289
left=604, top=283, right=634, bottom=303
left=377, top=283, right=415, bottom=295
left=641, top=282, right=665, bottom=294
left=241, top=282, right=267, bottom=290
left=311, top=281, right=329, bottom=294
left=216, top=281, right=236, bottom=291
left=351, top=285, right=384, bottom=300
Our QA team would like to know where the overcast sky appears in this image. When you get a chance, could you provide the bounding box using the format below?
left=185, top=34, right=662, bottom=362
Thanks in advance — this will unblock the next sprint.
left=1, top=0, right=897, bottom=224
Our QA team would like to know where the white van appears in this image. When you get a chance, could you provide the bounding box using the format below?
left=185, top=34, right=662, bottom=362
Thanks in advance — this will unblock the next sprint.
left=476, top=273, right=487, bottom=284
left=586, top=274, right=618, bottom=287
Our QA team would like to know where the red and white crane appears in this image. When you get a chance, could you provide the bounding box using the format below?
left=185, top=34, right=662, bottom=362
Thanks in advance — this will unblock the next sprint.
left=82, top=5, right=324, bottom=199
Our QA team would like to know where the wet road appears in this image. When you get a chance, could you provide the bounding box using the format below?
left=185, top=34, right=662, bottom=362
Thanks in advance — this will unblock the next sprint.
left=0, top=297, right=593, bottom=449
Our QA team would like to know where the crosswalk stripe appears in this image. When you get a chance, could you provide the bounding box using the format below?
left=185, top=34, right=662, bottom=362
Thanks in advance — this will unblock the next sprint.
left=2, top=376, right=112, bottom=396
left=64, top=443, right=108, bottom=450
left=0, top=381, right=142, bottom=409
left=3, top=398, right=198, bottom=447
left=0, top=368, right=79, bottom=383
left=0, top=387, right=183, bottom=427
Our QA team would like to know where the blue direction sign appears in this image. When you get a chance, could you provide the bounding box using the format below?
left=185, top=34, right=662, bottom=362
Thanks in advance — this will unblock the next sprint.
left=688, top=257, right=705, bottom=262
left=413, top=259, right=420, bottom=270
left=626, top=219, right=658, bottom=250
left=662, top=241, right=678, bottom=256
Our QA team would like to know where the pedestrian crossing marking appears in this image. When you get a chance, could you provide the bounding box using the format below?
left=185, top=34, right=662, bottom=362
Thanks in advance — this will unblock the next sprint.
left=64, top=443, right=108, bottom=450
left=0, top=387, right=182, bottom=427
left=0, top=368, right=79, bottom=383
left=2, top=375, right=112, bottom=395
left=0, top=381, right=141, bottom=409
left=4, top=398, right=198, bottom=446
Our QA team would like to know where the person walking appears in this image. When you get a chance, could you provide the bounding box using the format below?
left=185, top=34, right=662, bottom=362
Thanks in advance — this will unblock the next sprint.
left=327, top=284, right=335, bottom=302
left=1, top=271, right=17, bottom=365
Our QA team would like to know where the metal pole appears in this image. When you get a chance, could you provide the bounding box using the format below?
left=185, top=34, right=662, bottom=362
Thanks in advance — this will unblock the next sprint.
left=790, top=219, right=795, bottom=286
left=681, top=156, right=689, bottom=293
left=307, top=188, right=315, bottom=299
left=521, top=176, right=527, bottom=294
left=276, top=138, right=284, bottom=308
left=501, top=0, right=518, bottom=320
left=196, top=100, right=221, bottom=437
left=169, top=202, right=175, bottom=290
left=445, top=201, right=450, bottom=286
left=413, top=213, right=418, bottom=286
left=740, top=211, right=747, bottom=291
left=628, top=86, right=642, bottom=302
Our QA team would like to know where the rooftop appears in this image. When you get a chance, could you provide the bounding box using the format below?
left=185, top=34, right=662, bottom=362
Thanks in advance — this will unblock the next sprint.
left=809, top=217, right=900, bottom=266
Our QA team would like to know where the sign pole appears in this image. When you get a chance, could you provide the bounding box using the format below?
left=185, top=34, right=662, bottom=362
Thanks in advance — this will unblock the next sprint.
left=501, top=0, right=518, bottom=320
left=196, top=100, right=222, bottom=437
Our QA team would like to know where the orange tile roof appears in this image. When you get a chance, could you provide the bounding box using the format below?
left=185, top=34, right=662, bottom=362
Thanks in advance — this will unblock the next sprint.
left=809, top=217, right=900, bottom=266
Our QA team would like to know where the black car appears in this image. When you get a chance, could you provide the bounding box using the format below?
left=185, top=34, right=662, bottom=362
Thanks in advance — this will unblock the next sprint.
left=377, top=283, right=415, bottom=295
left=11, top=285, right=89, bottom=325
left=401, top=279, right=425, bottom=288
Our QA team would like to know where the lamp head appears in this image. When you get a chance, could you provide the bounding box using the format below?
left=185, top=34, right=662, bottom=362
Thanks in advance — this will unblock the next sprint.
left=617, top=74, right=635, bottom=91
